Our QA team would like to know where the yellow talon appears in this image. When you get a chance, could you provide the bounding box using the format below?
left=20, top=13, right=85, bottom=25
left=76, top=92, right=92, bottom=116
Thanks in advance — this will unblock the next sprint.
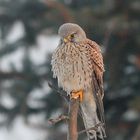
left=70, top=90, right=83, bottom=102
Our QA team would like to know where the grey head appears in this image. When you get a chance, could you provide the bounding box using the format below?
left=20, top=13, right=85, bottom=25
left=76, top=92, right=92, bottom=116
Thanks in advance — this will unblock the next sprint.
left=58, top=23, right=87, bottom=43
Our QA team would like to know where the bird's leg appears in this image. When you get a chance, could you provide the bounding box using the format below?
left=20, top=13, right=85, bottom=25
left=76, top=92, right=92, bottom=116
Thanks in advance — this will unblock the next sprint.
left=70, top=90, right=83, bottom=102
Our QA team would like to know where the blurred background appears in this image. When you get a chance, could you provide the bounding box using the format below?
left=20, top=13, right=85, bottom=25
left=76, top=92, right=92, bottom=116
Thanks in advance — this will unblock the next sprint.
left=0, top=0, right=140, bottom=140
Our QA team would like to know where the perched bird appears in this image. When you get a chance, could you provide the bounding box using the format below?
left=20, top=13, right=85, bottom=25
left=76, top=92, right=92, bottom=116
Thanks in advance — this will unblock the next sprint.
left=51, top=23, right=106, bottom=140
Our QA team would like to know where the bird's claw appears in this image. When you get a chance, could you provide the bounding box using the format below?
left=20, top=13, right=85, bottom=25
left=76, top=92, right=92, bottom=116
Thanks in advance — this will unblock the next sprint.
left=70, top=90, right=83, bottom=102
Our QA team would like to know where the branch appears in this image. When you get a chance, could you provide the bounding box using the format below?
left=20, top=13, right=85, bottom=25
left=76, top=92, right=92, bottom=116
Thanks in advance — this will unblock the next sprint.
left=48, top=115, right=69, bottom=125
left=78, top=122, right=103, bottom=135
left=48, top=82, right=104, bottom=139
left=67, top=99, right=79, bottom=140
left=0, top=72, right=27, bottom=79
left=48, top=82, right=69, bottom=103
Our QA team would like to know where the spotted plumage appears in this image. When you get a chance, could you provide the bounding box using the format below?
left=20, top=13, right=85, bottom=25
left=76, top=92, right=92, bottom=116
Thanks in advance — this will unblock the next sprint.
left=51, top=23, right=106, bottom=140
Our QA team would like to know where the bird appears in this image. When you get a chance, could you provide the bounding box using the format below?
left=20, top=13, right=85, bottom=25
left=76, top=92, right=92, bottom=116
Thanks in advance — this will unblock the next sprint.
left=51, top=23, right=106, bottom=140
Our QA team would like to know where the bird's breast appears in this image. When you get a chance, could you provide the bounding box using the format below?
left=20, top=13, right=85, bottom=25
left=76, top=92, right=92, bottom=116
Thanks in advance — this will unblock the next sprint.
left=51, top=43, right=92, bottom=93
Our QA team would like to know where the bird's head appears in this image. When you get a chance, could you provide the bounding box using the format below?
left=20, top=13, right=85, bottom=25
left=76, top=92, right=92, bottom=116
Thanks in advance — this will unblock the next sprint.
left=58, top=23, right=86, bottom=44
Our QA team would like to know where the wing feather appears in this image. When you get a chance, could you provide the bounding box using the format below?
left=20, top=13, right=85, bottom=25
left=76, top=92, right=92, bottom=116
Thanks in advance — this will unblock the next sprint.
left=86, top=39, right=105, bottom=126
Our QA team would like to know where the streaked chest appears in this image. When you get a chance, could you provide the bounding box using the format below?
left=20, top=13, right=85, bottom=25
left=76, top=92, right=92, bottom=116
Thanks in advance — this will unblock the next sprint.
left=51, top=42, right=93, bottom=91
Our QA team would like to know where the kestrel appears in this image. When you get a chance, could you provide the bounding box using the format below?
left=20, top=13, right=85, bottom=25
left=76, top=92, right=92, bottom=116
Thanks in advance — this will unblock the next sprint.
left=51, top=23, right=106, bottom=140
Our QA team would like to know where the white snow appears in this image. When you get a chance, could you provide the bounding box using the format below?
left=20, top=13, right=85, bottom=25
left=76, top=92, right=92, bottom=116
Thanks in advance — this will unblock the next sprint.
left=0, top=47, right=25, bottom=72
left=123, top=109, right=140, bottom=121
left=0, top=116, right=47, bottom=140
left=29, top=35, right=59, bottom=65
left=0, top=35, right=59, bottom=72
left=0, top=21, right=59, bottom=140
left=6, top=21, right=25, bottom=44
left=27, top=88, right=47, bottom=108
left=0, top=92, right=16, bottom=109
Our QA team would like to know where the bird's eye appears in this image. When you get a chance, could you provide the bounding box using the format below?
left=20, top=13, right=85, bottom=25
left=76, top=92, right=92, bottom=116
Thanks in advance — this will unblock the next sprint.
left=70, top=34, right=75, bottom=38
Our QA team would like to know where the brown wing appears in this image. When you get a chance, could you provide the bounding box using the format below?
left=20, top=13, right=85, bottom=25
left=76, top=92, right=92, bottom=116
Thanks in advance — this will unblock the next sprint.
left=86, top=39, right=105, bottom=126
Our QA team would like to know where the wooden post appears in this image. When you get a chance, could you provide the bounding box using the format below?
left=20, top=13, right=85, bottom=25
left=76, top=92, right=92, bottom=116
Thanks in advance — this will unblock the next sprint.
left=67, top=99, right=79, bottom=140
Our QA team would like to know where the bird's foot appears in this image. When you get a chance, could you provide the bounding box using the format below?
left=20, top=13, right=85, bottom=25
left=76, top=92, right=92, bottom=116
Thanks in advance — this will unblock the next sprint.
left=70, top=90, right=83, bottom=102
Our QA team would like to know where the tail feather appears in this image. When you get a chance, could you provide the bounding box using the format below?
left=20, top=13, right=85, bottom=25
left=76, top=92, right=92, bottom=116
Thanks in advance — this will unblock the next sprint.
left=80, top=88, right=106, bottom=140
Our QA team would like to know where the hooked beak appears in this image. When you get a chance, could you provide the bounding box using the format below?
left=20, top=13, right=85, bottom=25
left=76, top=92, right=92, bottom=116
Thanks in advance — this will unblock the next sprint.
left=63, top=38, right=68, bottom=43
left=63, top=35, right=71, bottom=43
